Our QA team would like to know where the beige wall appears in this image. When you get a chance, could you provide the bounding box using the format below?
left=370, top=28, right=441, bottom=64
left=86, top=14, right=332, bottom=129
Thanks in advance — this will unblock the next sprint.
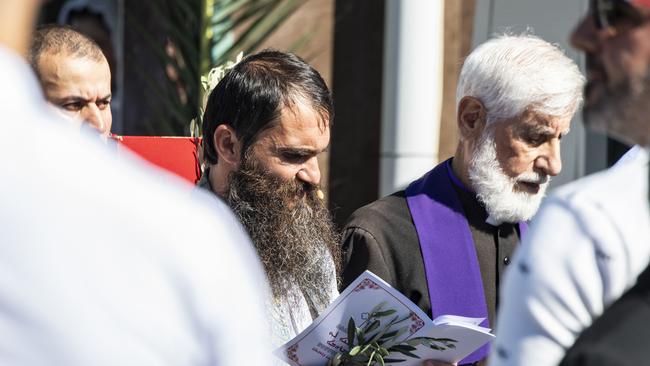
left=439, top=0, right=476, bottom=161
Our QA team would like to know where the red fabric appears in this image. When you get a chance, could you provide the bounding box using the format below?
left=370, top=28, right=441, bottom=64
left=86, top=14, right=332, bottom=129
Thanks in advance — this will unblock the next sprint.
left=113, top=136, right=202, bottom=184
left=632, top=0, right=650, bottom=8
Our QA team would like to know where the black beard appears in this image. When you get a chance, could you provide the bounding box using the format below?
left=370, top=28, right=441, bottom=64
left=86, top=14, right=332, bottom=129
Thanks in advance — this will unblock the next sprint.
left=226, top=159, right=341, bottom=309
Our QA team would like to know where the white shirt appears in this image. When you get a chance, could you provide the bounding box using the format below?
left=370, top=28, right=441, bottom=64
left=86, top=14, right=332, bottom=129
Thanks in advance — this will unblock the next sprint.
left=268, top=260, right=339, bottom=348
left=489, top=147, right=650, bottom=366
left=0, top=45, right=273, bottom=366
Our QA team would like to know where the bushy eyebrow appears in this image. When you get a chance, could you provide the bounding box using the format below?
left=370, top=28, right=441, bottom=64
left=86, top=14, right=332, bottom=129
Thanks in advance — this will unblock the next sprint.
left=54, top=96, right=89, bottom=104
left=276, top=147, right=322, bottom=156
left=53, top=93, right=112, bottom=104
left=518, top=121, right=570, bottom=137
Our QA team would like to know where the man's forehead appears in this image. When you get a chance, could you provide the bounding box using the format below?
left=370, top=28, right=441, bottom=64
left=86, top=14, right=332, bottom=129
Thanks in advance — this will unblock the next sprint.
left=39, top=55, right=111, bottom=93
left=279, top=102, right=330, bottom=130
left=39, top=52, right=110, bottom=78
left=518, top=111, right=572, bottom=133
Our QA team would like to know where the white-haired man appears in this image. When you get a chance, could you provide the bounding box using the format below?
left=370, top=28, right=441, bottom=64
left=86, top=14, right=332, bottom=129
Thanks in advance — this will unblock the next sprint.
left=340, top=34, right=584, bottom=366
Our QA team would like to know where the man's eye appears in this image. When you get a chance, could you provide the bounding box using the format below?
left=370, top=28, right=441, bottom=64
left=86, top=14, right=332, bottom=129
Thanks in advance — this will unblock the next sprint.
left=62, top=102, right=83, bottom=111
left=97, top=100, right=111, bottom=109
left=282, top=153, right=309, bottom=163
left=525, top=134, right=546, bottom=146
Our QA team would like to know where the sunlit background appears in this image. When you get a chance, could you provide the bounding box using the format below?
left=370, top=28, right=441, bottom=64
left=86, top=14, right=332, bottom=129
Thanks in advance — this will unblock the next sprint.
left=38, top=0, right=630, bottom=225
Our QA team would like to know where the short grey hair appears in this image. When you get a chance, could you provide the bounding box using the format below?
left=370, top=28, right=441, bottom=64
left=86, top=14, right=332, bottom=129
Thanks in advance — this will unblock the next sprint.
left=456, top=34, right=585, bottom=124
left=29, top=24, right=106, bottom=79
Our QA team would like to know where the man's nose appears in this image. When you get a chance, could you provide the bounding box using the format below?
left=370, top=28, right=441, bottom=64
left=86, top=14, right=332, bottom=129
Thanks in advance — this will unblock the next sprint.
left=536, top=142, right=562, bottom=177
left=570, top=13, right=610, bottom=54
left=81, top=105, right=106, bottom=135
left=296, top=157, right=321, bottom=186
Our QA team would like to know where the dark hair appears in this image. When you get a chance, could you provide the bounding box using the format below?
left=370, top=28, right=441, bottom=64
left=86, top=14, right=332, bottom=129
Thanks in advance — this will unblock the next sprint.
left=202, top=49, right=334, bottom=165
left=29, top=24, right=106, bottom=79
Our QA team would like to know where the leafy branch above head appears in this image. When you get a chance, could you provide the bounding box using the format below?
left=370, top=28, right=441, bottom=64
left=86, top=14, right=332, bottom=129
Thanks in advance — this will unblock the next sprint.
left=189, top=51, right=244, bottom=137
left=328, top=302, right=457, bottom=366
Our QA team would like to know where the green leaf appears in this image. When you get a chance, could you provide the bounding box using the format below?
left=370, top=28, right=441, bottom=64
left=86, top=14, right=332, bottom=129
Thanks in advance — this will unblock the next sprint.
left=374, top=309, right=398, bottom=317
left=347, top=318, right=356, bottom=348
left=393, top=313, right=413, bottom=325
left=366, top=331, right=382, bottom=345
left=359, top=344, right=372, bottom=356
left=328, top=352, right=342, bottom=366
left=434, top=338, right=457, bottom=343
left=386, top=326, right=409, bottom=343
left=369, top=301, right=388, bottom=315
left=349, top=346, right=362, bottom=356
left=364, top=320, right=380, bottom=334
left=389, top=344, right=417, bottom=352
left=356, top=327, right=365, bottom=345
left=379, top=329, right=399, bottom=340
left=385, top=315, right=400, bottom=328
left=366, top=350, right=376, bottom=366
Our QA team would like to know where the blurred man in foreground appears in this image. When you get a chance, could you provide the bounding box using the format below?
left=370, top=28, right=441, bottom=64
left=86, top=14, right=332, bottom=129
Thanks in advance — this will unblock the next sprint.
left=0, top=1, right=271, bottom=365
left=29, top=24, right=112, bottom=135
left=490, top=1, right=650, bottom=365
left=341, top=34, right=584, bottom=366
left=198, top=50, right=340, bottom=347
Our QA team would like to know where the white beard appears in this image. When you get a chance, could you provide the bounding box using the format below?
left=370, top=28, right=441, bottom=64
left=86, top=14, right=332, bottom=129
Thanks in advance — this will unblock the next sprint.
left=468, top=131, right=549, bottom=223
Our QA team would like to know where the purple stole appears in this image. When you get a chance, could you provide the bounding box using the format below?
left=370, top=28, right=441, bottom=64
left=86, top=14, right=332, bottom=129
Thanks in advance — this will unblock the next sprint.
left=405, top=159, right=527, bottom=364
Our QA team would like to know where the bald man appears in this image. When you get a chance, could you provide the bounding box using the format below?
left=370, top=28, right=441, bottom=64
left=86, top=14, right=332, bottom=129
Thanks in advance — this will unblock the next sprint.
left=29, top=24, right=112, bottom=135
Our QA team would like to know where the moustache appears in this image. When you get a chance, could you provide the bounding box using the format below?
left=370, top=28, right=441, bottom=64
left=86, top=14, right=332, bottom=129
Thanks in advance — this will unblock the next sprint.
left=516, top=172, right=550, bottom=185
left=292, top=180, right=325, bottom=201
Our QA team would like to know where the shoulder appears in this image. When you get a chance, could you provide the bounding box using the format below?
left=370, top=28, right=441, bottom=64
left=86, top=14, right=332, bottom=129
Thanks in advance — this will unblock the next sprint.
left=9, top=115, right=261, bottom=286
left=552, top=147, right=647, bottom=209
left=344, top=191, right=413, bottom=234
left=520, top=149, right=650, bottom=302
left=546, top=149, right=649, bottom=248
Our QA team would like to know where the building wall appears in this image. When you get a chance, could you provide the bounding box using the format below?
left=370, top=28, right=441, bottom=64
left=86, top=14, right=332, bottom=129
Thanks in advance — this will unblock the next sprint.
left=438, top=0, right=476, bottom=162
left=328, top=0, right=477, bottom=225
left=328, top=0, right=385, bottom=225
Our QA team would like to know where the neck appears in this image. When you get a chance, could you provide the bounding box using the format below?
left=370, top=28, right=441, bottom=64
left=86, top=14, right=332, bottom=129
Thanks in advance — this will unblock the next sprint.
left=0, top=0, right=39, bottom=57
left=208, top=163, right=232, bottom=198
left=452, top=144, right=474, bottom=191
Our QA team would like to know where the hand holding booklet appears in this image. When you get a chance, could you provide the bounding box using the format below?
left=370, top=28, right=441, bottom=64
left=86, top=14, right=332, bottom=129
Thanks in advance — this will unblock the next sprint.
left=274, top=271, right=494, bottom=366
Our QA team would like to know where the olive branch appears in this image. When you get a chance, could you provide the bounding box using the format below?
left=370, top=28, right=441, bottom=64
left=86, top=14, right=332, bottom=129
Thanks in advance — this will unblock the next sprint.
left=327, top=302, right=457, bottom=366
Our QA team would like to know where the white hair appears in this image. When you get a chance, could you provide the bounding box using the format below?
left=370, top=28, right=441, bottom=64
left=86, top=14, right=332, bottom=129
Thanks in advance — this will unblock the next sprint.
left=456, top=34, right=585, bottom=124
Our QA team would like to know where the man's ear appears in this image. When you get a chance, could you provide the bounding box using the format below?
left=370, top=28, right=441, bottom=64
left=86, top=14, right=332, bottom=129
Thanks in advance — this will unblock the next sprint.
left=457, top=96, right=487, bottom=140
left=213, top=124, right=243, bottom=166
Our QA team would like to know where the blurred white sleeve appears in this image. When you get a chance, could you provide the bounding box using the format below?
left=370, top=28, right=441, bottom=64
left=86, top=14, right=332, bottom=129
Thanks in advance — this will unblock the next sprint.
left=489, top=198, right=613, bottom=366
left=489, top=152, right=650, bottom=366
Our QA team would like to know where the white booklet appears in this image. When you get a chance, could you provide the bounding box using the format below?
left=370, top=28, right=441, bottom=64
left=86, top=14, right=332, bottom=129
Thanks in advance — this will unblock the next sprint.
left=274, top=271, right=494, bottom=365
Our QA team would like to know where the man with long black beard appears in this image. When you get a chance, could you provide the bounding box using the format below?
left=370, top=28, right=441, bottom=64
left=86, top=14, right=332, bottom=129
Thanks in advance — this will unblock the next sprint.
left=341, top=34, right=585, bottom=366
left=197, top=50, right=341, bottom=347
